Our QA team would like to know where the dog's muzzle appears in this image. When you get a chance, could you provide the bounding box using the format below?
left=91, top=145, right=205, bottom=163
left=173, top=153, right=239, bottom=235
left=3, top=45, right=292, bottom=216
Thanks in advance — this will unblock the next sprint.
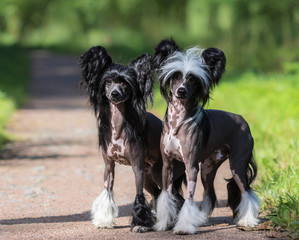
left=176, top=87, right=188, bottom=99
left=111, top=90, right=120, bottom=98
left=109, top=89, right=124, bottom=103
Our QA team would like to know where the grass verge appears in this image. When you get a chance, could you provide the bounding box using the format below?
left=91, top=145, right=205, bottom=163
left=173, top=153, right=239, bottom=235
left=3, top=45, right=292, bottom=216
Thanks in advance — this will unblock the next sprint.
left=0, top=45, right=30, bottom=146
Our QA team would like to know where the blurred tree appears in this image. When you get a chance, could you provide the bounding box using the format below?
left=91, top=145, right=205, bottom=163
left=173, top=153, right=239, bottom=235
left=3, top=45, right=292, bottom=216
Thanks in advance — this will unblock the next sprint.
left=0, top=0, right=298, bottom=72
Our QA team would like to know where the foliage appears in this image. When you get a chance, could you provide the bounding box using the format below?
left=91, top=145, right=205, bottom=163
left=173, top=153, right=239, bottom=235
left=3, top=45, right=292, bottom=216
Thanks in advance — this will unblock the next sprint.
left=0, top=45, right=30, bottom=145
left=0, top=0, right=298, bottom=72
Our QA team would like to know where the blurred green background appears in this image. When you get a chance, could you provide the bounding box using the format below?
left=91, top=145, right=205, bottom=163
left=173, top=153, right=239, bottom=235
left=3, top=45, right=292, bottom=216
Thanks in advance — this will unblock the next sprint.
left=0, top=0, right=298, bottom=236
left=0, top=0, right=299, bottom=72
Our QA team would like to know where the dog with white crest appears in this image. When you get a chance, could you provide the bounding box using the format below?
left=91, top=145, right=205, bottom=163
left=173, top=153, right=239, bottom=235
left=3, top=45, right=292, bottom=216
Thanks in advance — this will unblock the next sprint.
left=78, top=46, right=186, bottom=233
left=153, top=39, right=260, bottom=234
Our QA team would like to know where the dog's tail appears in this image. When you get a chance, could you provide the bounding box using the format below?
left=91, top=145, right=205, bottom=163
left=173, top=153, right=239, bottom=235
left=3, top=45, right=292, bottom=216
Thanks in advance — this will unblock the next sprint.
left=246, top=153, right=258, bottom=186
left=227, top=153, right=257, bottom=214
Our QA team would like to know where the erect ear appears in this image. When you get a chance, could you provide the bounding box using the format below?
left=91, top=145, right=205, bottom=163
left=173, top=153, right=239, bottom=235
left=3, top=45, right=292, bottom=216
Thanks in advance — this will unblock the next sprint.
left=78, top=46, right=112, bottom=114
left=130, top=53, right=154, bottom=105
left=78, top=46, right=112, bottom=89
left=201, top=47, right=226, bottom=86
left=154, top=38, right=180, bottom=69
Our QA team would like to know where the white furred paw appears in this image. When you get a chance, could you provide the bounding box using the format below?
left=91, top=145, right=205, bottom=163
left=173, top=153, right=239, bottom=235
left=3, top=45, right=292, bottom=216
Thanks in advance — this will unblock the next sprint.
left=153, top=191, right=177, bottom=231
left=173, top=199, right=206, bottom=234
left=91, top=189, right=119, bottom=228
left=235, top=189, right=260, bottom=227
left=131, top=226, right=150, bottom=233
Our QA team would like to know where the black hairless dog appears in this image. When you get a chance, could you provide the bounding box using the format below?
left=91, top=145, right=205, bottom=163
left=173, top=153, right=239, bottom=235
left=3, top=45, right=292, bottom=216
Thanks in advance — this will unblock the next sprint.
left=153, top=39, right=260, bottom=234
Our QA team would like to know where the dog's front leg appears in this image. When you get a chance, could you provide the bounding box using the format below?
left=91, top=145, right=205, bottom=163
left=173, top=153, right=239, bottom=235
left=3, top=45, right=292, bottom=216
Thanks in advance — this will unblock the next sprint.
left=91, top=156, right=119, bottom=229
left=153, top=152, right=178, bottom=231
left=130, top=155, right=154, bottom=233
left=173, top=163, right=206, bottom=234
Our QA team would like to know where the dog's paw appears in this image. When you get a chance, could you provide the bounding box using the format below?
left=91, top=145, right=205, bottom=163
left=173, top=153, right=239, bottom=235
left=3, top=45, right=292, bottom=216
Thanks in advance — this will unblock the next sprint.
left=131, top=225, right=150, bottom=233
left=96, top=224, right=114, bottom=229
left=174, top=230, right=195, bottom=235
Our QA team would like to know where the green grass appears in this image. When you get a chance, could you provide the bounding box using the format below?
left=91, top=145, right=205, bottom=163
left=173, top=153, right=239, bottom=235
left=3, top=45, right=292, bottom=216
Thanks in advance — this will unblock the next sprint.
left=0, top=45, right=30, bottom=146
left=150, top=70, right=299, bottom=235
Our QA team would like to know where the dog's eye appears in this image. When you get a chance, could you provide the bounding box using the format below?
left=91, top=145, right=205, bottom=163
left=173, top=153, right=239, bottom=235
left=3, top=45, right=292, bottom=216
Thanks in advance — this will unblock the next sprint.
left=188, top=75, right=197, bottom=83
left=172, top=72, right=181, bottom=80
left=106, top=79, right=112, bottom=85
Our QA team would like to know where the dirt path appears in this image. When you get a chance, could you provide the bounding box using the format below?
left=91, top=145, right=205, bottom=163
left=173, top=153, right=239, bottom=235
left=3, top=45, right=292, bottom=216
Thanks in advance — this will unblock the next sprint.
left=0, top=51, right=275, bottom=239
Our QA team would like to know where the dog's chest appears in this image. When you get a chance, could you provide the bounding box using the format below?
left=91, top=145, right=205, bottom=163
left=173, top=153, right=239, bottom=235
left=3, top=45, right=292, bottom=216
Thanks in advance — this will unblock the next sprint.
left=162, top=103, right=185, bottom=161
left=107, top=138, right=129, bottom=165
left=106, top=123, right=130, bottom=165
left=163, top=128, right=184, bottom=161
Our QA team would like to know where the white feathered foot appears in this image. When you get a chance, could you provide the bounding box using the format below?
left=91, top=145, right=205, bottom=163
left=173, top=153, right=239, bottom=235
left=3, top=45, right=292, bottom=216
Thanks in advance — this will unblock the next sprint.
left=91, top=188, right=119, bottom=228
left=173, top=199, right=207, bottom=234
left=153, top=190, right=178, bottom=231
left=234, top=189, right=260, bottom=227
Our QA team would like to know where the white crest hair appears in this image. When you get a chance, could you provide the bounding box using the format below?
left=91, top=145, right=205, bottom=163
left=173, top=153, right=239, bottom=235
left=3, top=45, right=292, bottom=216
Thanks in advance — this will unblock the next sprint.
left=159, top=47, right=210, bottom=91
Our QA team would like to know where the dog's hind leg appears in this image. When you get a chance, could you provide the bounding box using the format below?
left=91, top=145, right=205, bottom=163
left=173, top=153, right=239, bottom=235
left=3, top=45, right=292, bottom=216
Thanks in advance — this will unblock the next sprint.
left=131, top=160, right=154, bottom=233
left=200, top=149, right=227, bottom=223
left=91, top=158, right=119, bottom=228
left=228, top=151, right=260, bottom=227
left=173, top=163, right=206, bottom=234
left=144, top=164, right=161, bottom=212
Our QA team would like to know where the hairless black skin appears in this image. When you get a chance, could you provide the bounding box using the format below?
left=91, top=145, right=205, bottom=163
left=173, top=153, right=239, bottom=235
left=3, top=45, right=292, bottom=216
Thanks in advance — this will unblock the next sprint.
left=79, top=46, right=186, bottom=233
left=153, top=39, right=260, bottom=234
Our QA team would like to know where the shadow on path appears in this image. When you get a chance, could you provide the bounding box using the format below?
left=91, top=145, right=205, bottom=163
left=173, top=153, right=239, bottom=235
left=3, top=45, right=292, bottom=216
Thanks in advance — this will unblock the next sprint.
left=0, top=204, right=134, bottom=225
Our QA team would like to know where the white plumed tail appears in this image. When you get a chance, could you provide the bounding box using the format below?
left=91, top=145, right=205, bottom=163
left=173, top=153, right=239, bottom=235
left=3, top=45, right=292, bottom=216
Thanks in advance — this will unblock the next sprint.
left=235, top=189, right=260, bottom=227
left=91, top=189, right=119, bottom=228
left=153, top=190, right=177, bottom=231
left=173, top=199, right=206, bottom=234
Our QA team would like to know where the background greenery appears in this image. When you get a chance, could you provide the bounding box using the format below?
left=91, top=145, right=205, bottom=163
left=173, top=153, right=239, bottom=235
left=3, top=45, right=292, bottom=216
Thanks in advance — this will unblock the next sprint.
left=1, top=0, right=299, bottom=72
left=0, top=0, right=298, bottom=236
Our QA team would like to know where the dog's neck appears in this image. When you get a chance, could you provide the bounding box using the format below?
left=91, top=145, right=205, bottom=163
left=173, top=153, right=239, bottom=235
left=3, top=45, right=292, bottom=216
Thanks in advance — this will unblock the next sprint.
left=166, top=96, right=203, bottom=131
left=110, top=102, right=126, bottom=140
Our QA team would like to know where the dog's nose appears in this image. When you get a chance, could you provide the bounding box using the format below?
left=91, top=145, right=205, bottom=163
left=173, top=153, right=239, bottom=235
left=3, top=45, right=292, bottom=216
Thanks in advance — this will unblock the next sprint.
left=177, top=87, right=187, bottom=97
left=111, top=90, right=120, bottom=98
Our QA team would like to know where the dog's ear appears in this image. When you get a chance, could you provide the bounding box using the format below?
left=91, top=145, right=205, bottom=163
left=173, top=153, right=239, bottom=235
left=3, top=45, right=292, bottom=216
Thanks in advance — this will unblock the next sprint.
left=130, top=53, right=154, bottom=106
left=154, top=39, right=180, bottom=68
left=78, top=46, right=112, bottom=89
left=201, top=48, right=226, bottom=86
left=78, top=46, right=112, bottom=113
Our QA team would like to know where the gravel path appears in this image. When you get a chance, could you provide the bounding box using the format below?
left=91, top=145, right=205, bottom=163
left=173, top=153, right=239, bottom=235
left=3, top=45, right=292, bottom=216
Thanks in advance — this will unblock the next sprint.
left=0, top=51, right=279, bottom=239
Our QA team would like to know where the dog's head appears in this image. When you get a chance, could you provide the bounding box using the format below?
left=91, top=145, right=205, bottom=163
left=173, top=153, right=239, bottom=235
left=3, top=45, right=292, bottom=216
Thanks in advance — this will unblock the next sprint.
left=154, top=39, right=226, bottom=107
left=79, top=46, right=154, bottom=115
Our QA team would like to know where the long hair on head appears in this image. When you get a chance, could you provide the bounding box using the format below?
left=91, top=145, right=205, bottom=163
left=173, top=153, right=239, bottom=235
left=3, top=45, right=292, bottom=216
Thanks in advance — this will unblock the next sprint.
left=79, top=46, right=154, bottom=151
left=78, top=46, right=112, bottom=115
